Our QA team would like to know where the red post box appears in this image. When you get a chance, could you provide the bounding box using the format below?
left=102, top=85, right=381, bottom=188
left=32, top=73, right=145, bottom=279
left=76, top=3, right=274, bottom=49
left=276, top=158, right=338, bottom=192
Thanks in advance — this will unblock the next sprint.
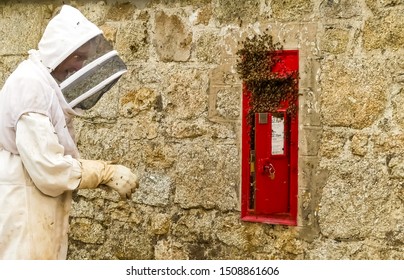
left=241, top=50, right=298, bottom=226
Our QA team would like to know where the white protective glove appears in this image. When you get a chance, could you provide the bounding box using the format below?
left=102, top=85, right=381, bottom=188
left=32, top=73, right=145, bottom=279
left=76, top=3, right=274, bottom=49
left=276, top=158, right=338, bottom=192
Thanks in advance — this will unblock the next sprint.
left=78, top=159, right=139, bottom=199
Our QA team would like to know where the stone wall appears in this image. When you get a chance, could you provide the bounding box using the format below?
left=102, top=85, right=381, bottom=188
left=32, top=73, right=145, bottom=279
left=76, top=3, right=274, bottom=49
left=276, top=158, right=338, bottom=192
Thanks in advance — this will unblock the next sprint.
left=0, top=0, right=403, bottom=259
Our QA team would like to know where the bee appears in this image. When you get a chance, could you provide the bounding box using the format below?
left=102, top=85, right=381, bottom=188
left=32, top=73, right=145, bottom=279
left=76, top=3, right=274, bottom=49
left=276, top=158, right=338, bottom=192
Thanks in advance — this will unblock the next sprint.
left=236, top=29, right=299, bottom=131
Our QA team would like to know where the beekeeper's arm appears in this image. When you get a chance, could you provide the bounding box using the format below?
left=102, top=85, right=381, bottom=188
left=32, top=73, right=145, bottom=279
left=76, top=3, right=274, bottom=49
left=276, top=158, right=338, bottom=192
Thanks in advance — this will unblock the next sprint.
left=16, top=112, right=138, bottom=198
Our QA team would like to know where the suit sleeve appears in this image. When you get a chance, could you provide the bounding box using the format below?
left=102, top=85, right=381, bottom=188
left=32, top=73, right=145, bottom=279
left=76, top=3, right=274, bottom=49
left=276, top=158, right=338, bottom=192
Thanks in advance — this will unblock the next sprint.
left=16, top=112, right=82, bottom=197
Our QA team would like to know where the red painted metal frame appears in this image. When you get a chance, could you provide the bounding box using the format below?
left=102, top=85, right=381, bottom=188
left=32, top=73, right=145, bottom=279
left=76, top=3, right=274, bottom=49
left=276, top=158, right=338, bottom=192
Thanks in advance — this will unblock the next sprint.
left=241, top=50, right=299, bottom=226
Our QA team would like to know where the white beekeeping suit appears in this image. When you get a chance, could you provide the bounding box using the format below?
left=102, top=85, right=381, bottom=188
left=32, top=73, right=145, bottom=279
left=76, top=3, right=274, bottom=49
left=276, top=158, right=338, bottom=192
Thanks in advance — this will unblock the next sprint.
left=0, top=5, right=138, bottom=259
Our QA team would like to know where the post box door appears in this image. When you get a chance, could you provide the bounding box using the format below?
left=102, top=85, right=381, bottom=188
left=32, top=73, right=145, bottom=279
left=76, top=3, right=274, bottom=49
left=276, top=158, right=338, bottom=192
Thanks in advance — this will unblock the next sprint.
left=254, top=110, right=289, bottom=214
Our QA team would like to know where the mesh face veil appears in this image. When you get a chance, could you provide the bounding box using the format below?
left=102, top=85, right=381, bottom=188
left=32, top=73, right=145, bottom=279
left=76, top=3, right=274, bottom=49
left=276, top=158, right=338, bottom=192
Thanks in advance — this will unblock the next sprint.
left=58, top=35, right=127, bottom=110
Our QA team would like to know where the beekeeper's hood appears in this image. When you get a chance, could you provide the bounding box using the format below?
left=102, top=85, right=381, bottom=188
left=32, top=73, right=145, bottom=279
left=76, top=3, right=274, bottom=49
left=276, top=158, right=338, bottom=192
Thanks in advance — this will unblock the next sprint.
left=38, top=5, right=127, bottom=110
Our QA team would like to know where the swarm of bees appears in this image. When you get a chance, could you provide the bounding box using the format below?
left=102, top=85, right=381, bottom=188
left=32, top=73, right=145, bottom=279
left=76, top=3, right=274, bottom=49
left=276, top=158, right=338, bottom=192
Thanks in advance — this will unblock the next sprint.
left=236, top=30, right=298, bottom=126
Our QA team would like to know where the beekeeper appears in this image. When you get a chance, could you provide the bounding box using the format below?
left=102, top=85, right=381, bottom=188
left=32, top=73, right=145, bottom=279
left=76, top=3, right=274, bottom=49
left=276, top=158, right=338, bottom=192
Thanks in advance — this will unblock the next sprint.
left=0, top=5, right=138, bottom=259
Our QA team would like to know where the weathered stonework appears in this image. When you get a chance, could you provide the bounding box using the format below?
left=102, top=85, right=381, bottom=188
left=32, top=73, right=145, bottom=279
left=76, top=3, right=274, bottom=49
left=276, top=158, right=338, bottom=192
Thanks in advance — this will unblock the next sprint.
left=272, top=0, right=314, bottom=21
left=321, top=27, right=350, bottom=54
left=154, top=11, right=192, bottom=62
left=0, top=4, right=49, bottom=55
left=364, top=9, right=404, bottom=51
left=212, top=0, right=260, bottom=25
left=321, top=57, right=389, bottom=129
left=1, top=0, right=403, bottom=260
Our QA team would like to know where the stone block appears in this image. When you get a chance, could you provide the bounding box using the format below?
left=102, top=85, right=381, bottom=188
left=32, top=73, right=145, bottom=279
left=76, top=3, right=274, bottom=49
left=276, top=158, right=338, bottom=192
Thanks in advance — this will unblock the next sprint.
left=263, top=22, right=318, bottom=58
left=364, top=9, right=404, bottom=51
left=319, top=128, right=347, bottom=159
left=208, top=63, right=241, bottom=122
left=154, top=11, right=192, bottom=62
left=195, top=31, right=221, bottom=64
left=319, top=0, right=363, bottom=19
left=119, top=87, right=157, bottom=118
left=151, top=213, right=171, bottom=235
left=162, top=67, right=209, bottom=119
left=105, top=2, right=135, bottom=21
left=134, top=173, right=172, bottom=206
left=321, top=27, right=350, bottom=54
left=0, top=4, right=48, bottom=55
left=69, top=218, right=105, bottom=244
left=317, top=159, right=400, bottom=242
left=299, top=88, right=321, bottom=127
left=351, top=132, right=369, bottom=156
left=299, top=126, right=322, bottom=157
left=173, top=143, right=239, bottom=211
left=212, top=0, right=260, bottom=25
left=320, top=57, right=389, bottom=129
left=116, top=19, right=150, bottom=63
left=271, top=0, right=314, bottom=21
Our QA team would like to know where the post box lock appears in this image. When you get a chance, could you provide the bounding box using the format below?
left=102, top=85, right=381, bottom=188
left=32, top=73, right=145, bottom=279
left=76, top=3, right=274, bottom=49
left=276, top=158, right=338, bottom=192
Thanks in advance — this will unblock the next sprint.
left=264, top=163, right=276, bottom=180
left=258, top=159, right=276, bottom=180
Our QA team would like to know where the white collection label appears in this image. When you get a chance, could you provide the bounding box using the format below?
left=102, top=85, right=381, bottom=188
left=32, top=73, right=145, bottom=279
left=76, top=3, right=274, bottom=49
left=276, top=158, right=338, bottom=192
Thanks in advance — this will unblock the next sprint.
left=271, top=115, right=284, bottom=155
